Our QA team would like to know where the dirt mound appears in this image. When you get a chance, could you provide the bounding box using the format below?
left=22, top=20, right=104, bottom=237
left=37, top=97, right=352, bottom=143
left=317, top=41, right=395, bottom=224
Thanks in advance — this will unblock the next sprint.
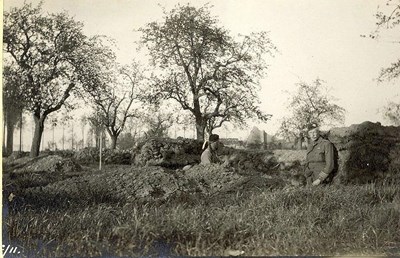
left=8, top=151, right=30, bottom=160
left=184, top=164, right=286, bottom=194
left=12, top=155, right=81, bottom=175
left=21, top=166, right=192, bottom=204
left=5, top=155, right=82, bottom=189
left=328, top=121, right=400, bottom=184
left=273, top=150, right=307, bottom=170
left=19, top=163, right=292, bottom=206
left=3, top=156, right=33, bottom=173
left=184, top=164, right=244, bottom=194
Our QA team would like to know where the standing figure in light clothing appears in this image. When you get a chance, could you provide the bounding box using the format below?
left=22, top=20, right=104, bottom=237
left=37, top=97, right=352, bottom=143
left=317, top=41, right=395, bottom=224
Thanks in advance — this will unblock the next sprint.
left=304, top=125, right=335, bottom=186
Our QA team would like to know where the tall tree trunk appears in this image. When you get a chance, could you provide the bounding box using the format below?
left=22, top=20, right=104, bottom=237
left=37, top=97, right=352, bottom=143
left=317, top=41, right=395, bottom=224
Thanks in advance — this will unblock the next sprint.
left=195, top=116, right=205, bottom=141
left=19, top=111, right=23, bottom=152
left=193, top=98, right=205, bottom=141
left=5, top=109, right=19, bottom=155
left=106, top=128, right=118, bottom=150
left=3, top=113, right=6, bottom=153
left=30, top=115, right=45, bottom=157
left=110, top=134, right=118, bottom=150
left=3, top=106, right=6, bottom=153
left=6, top=120, right=15, bottom=155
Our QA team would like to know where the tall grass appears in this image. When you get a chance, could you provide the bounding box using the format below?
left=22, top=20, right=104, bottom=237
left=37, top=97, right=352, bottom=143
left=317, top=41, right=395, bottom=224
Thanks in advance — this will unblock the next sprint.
left=4, top=183, right=400, bottom=257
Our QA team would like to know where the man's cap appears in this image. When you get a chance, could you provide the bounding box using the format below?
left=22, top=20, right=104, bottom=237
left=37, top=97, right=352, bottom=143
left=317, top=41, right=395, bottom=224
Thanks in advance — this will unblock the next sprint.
left=307, top=123, right=319, bottom=131
left=209, top=134, right=220, bottom=142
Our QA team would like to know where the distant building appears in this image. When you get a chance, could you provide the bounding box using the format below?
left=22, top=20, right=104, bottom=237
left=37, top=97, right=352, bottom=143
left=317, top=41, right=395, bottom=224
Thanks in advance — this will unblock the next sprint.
left=246, top=126, right=272, bottom=149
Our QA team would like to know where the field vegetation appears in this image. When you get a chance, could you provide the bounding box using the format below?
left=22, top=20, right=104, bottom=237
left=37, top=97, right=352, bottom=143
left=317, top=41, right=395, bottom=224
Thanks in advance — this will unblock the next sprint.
left=3, top=163, right=400, bottom=257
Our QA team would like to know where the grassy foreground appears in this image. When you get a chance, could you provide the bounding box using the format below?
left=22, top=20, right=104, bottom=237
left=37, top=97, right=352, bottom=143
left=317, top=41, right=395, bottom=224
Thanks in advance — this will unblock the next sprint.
left=4, top=181, right=400, bottom=257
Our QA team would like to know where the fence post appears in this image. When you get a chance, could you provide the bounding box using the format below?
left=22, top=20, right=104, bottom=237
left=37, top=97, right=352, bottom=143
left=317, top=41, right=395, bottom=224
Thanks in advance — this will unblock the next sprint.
left=99, top=131, right=102, bottom=171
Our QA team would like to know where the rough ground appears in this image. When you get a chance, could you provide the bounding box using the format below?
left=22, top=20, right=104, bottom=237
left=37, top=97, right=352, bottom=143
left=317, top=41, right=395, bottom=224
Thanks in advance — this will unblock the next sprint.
left=4, top=154, right=299, bottom=207
left=3, top=155, right=83, bottom=189
left=16, top=164, right=296, bottom=206
left=6, top=121, right=400, bottom=207
left=11, top=155, right=82, bottom=174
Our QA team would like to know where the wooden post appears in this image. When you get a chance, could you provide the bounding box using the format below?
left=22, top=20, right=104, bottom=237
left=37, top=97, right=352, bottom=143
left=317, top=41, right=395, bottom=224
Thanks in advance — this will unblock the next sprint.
left=52, top=124, right=55, bottom=151
left=19, top=111, right=23, bottom=152
left=71, top=123, right=74, bottom=150
left=99, top=131, right=102, bottom=171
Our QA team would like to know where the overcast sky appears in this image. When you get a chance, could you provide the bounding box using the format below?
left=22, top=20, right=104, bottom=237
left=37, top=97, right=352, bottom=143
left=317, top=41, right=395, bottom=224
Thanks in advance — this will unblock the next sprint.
left=4, top=0, right=400, bottom=143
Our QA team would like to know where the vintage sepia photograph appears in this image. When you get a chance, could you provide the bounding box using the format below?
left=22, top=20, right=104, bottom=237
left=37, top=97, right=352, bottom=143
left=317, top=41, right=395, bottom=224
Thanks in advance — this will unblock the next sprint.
left=2, top=0, right=400, bottom=257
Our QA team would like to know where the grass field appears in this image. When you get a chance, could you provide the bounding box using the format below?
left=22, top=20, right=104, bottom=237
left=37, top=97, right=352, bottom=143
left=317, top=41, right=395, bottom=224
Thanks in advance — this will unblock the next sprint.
left=3, top=173, right=400, bottom=257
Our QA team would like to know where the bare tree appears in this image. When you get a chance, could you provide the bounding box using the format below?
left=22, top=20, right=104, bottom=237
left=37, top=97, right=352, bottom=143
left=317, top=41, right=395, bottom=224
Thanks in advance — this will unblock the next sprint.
left=278, top=79, right=346, bottom=149
left=142, top=107, right=174, bottom=139
left=87, top=110, right=106, bottom=149
left=364, top=0, right=400, bottom=82
left=139, top=4, right=275, bottom=141
left=81, top=61, right=143, bottom=149
left=364, top=1, right=400, bottom=123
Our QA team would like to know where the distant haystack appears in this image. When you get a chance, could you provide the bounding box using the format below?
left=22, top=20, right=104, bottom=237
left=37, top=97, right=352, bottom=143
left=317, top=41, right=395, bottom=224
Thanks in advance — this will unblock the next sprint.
left=246, top=126, right=270, bottom=148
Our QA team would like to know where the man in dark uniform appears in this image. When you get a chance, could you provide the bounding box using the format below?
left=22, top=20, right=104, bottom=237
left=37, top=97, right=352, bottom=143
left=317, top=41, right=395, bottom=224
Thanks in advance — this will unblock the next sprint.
left=304, top=125, right=335, bottom=186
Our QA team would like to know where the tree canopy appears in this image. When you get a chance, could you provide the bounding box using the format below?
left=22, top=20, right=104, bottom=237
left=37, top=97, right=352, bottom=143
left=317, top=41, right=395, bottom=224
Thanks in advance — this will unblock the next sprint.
left=80, top=60, right=144, bottom=149
left=382, top=101, right=400, bottom=125
left=365, top=0, right=400, bottom=125
left=3, top=2, right=113, bottom=156
left=278, top=79, right=346, bottom=147
left=139, top=4, right=275, bottom=140
left=367, top=0, right=400, bottom=82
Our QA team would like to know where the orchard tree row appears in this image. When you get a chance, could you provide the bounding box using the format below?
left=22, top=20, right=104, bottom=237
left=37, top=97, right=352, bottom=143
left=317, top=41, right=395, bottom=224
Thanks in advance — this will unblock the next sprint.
left=4, top=1, right=399, bottom=157
left=3, top=2, right=277, bottom=157
left=11, top=107, right=182, bottom=152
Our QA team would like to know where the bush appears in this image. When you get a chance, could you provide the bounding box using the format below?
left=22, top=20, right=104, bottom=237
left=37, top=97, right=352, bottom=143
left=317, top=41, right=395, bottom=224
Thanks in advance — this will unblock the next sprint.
left=103, top=149, right=133, bottom=165
left=134, top=138, right=203, bottom=167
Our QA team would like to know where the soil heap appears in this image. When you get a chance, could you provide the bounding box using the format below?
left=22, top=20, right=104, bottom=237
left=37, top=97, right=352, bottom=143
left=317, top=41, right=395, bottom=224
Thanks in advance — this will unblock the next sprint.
left=328, top=121, right=400, bottom=184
